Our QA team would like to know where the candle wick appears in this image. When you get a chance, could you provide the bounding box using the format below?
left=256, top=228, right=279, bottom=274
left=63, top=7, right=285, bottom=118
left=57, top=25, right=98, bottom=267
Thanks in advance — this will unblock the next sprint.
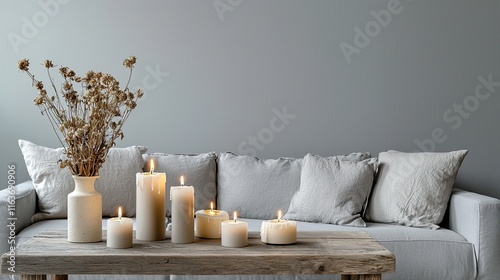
left=150, top=169, right=153, bottom=174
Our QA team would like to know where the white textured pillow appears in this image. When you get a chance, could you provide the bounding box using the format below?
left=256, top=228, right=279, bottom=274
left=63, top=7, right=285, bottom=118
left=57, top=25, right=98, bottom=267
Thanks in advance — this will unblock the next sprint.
left=217, top=152, right=371, bottom=220
left=142, top=153, right=217, bottom=217
left=19, top=139, right=146, bottom=221
left=283, top=154, right=376, bottom=227
left=364, top=150, right=468, bottom=229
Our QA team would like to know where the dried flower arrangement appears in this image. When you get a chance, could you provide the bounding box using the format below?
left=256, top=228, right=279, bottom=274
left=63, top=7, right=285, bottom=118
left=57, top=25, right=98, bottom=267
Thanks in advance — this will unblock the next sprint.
left=17, top=56, right=143, bottom=176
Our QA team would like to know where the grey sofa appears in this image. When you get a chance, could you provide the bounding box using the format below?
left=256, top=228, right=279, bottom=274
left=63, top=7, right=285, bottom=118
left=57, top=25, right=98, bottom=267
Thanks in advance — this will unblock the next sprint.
left=1, top=150, right=499, bottom=280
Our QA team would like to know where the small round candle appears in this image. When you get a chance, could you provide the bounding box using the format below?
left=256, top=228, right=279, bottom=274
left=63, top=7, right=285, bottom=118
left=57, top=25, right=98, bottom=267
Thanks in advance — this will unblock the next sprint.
left=221, top=211, right=248, bottom=248
left=196, top=202, right=229, bottom=239
left=107, top=207, right=133, bottom=249
left=260, top=210, right=297, bottom=245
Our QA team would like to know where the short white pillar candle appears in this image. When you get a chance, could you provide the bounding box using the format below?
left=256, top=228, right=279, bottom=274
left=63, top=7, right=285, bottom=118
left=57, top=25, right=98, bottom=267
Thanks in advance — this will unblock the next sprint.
left=260, top=210, right=297, bottom=245
left=196, top=202, right=229, bottom=239
left=221, top=211, right=248, bottom=248
left=107, top=207, right=133, bottom=249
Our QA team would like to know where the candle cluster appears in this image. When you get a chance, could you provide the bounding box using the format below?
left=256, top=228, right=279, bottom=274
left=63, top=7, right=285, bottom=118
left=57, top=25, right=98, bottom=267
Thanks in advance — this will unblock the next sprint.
left=105, top=159, right=297, bottom=249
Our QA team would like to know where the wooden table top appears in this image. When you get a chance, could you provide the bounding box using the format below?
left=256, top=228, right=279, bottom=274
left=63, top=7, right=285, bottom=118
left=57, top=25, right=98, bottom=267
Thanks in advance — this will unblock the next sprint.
left=1, top=230, right=395, bottom=276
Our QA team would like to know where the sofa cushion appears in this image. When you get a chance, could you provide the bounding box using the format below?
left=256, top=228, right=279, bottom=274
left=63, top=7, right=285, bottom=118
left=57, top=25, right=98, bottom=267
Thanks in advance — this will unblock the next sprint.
left=283, top=154, right=376, bottom=227
left=217, top=152, right=371, bottom=220
left=365, top=150, right=468, bottom=229
left=142, top=153, right=217, bottom=217
left=19, top=139, right=146, bottom=221
left=217, top=152, right=301, bottom=220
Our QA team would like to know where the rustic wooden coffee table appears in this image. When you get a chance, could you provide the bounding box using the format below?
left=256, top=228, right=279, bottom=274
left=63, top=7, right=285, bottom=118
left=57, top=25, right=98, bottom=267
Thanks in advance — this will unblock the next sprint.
left=1, top=230, right=394, bottom=280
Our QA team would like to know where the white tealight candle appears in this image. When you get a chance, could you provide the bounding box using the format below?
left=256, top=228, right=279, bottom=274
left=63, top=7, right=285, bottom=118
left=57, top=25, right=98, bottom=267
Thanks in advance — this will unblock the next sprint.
left=171, top=176, right=195, bottom=244
left=221, top=211, right=248, bottom=248
left=260, top=210, right=297, bottom=245
left=107, top=207, right=133, bottom=249
left=136, top=159, right=167, bottom=241
left=195, top=202, right=229, bottom=239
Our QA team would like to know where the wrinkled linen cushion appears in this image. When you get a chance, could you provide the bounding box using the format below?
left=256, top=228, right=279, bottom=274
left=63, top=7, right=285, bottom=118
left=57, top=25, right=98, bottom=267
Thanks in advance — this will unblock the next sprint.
left=142, top=153, right=217, bottom=217
left=365, top=150, right=468, bottom=229
left=19, top=139, right=146, bottom=221
left=283, top=154, right=377, bottom=227
left=217, top=152, right=371, bottom=220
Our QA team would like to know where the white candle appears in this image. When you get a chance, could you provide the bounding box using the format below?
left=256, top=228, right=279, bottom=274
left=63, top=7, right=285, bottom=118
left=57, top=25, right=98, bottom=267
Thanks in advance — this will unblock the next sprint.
left=195, top=202, right=229, bottom=239
left=136, top=159, right=167, bottom=241
left=221, top=211, right=248, bottom=248
left=107, top=207, right=133, bottom=249
left=170, top=176, right=195, bottom=244
left=260, top=210, right=297, bottom=245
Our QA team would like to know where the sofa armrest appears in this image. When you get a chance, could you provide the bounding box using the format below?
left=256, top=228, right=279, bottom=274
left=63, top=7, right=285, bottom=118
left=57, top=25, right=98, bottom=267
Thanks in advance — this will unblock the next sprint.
left=448, top=188, right=500, bottom=280
left=0, top=181, right=37, bottom=254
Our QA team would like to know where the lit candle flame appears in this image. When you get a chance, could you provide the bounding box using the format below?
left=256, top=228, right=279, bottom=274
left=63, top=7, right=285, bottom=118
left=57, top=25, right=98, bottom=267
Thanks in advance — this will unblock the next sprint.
left=233, top=211, right=237, bottom=222
left=118, top=207, right=122, bottom=219
left=149, top=159, right=154, bottom=174
left=278, top=210, right=282, bottom=222
left=180, top=176, right=184, bottom=186
left=210, top=202, right=214, bottom=212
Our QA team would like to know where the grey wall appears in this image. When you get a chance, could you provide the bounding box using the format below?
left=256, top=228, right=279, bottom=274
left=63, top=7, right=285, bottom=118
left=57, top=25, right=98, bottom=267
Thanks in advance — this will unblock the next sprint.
left=1, top=0, right=499, bottom=199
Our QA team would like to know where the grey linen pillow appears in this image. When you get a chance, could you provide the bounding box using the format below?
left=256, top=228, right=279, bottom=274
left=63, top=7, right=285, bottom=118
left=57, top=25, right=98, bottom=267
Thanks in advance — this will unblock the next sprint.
left=364, top=150, right=468, bottom=229
left=217, top=152, right=371, bottom=220
left=283, top=153, right=377, bottom=227
left=142, top=153, right=217, bottom=217
left=19, top=139, right=146, bottom=221
left=217, top=152, right=301, bottom=219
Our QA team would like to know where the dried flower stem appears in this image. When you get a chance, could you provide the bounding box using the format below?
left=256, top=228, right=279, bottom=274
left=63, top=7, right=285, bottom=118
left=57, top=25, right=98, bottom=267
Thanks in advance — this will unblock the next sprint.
left=18, top=56, right=143, bottom=176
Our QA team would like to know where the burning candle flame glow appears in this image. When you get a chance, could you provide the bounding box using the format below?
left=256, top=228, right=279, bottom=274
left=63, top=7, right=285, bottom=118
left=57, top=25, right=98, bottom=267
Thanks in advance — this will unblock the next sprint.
left=278, top=210, right=282, bottom=222
left=210, top=202, right=214, bottom=212
left=149, top=159, right=154, bottom=174
left=180, top=176, right=184, bottom=186
left=233, top=211, right=237, bottom=222
left=118, top=207, right=122, bottom=219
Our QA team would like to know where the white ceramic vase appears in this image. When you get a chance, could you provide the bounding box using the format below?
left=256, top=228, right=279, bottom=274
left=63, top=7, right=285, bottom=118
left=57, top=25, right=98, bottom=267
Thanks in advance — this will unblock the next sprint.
left=68, top=175, right=102, bottom=242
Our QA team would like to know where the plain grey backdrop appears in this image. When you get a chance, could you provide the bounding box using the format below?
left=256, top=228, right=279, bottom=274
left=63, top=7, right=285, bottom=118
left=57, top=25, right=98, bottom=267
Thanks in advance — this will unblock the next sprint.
left=1, top=0, right=499, bottom=199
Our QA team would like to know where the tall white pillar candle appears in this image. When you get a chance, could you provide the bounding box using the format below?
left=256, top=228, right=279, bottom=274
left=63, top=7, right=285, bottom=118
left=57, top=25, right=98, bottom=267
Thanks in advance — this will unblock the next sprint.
left=221, top=212, right=248, bottom=248
left=106, top=207, right=133, bottom=248
left=260, top=210, right=296, bottom=245
left=196, top=202, right=229, bottom=239
left=136, top=160, right=167, bottom=241
left=170, top=176, right=195, bottom=244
